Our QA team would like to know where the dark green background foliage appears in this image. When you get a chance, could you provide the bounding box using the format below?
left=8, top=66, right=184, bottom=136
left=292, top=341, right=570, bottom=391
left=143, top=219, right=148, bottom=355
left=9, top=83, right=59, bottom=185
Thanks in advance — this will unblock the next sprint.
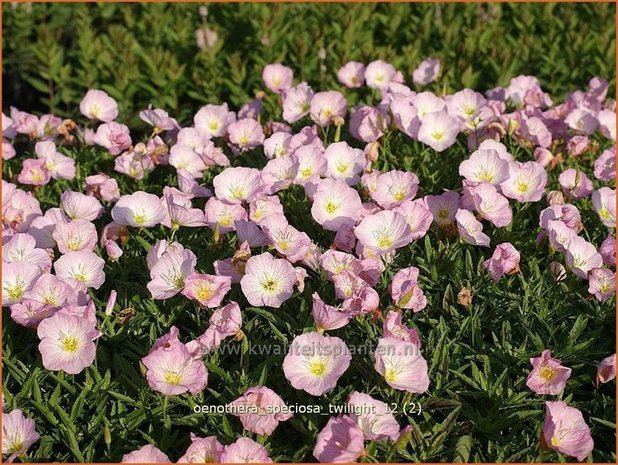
left=2, top=3, right=616, bottom=464
left=2, top=2, right=616, bottom=124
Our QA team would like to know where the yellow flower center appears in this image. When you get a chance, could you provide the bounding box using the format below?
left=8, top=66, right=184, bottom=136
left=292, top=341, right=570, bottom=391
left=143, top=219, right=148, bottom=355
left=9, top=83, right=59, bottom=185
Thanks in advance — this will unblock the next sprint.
left=385, top=368, right=398, bottom=383
left=300, top=168, right=312, bottom=178
left=308, top=359, right=327, bottom=377
left=377, top=235, right=393, bottom=249
left=336, top=163, right=348, bottom=174
left=539, top=365, right=556, bottom=381
left=516, top=181, right=530, bottom=193
left=165, top=372, right=182, bottom=385
left=7, top=285, right=25, bottom=300
left=196, top=285, right=213, bottom=302
left=324, top=201, right=338, bottom=214
left=600, top=208, right=610, bottom=220
left=133, top=213, right=146, bottom=225
left=61, top=336, right=79, bottom=353
left=431, top=131, right=443, bottom=141
left=478, top=171, right=494, bottom=182
left=209, top=120, right=219, bottom=131
left=229, top=186, right=246, bottom=200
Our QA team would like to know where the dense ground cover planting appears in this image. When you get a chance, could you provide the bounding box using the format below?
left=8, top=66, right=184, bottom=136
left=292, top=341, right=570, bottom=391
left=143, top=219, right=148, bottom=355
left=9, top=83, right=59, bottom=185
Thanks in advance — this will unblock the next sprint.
left=2, top=3, right=616, bottom=464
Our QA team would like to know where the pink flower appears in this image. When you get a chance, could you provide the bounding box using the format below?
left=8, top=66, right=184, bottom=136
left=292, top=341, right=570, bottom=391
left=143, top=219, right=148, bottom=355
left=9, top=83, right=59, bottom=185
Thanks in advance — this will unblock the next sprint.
left=147, top=247, right=197, bottom=300
left=121, top=444, right=171, bottom=463
left=0, top=263, right=39, bottom=308
left=594, top=146, right=616, bottom=181
left=112, top=191, right=166, bottom=227
left=54, top=251, right=106, bottom=289
left=392, top=199, right=433, bottom=240
left=79, top=89, right=118, bottom=122
left=249, top=195, right=284, bottom=224
left=447, top=88, right=487, bottom=124
left=191, top=302, right=243, bottom=355
left=591, top=187, right=615, bottom=228
left=483, top=242, right=520, bottom=282
left=204, top=198, right=247, bottom=234
left=262, top=63, right=293, bottom=93
left=310, top=91, right=347, bottom=127
left=240, top=252, right=296, bottom=308
left=3, top=233, right=51, bottom=271
left=181, top=272, right=232, bottom=308
left=599, top=234, right=616, bottom=265
left=354, top=210, right=412, bottom=255
left=312, top=292, right=350, bottom=332
left=194, top=103, right=236, bottom=139
left=417, top=111, right=459, bottom=152
left=374, top=337, right=429, bottom=393
left=546, top=220, right=577, bottom=253
left=17, top=159, right=51, bottom=186
left=177, top=434, right=224, bottom=463
left=565, top=109, right=598, bottom=135
left=114, top=151, right=153, bottom=180
left=37, top=312, right=101, bottom=374
left=542, top=401, right=594, bottom=461
left=282, top=82, right=314, bottom=124
left=162, top=191, right=206, bottom=229
left=85, top=173, right=120, bottom=202
left=311, top=178, right=362, bottom=231
left=35, top=141, right=75, bottom=180
left=565, top=237, right=603, bottom=280
left=294, top=145, right=327, bottom=184
left=459, top=148, right=510, bottom=185
left=61, top=190, right=103, bottom=221
left=588, top=268, right=615, bottom=302
left=598, top=109, right=616, bottom=140
left=22, top=273, right=70, bottom=309
left=220, top=437, right=272, bottom=463
left=93, top=122, right=132, bottom=156
left=414, top=92, right=446, bottom=118
left=365, top=60, right=397, bottom=89
left=347, top=392, right=400, bottom=441
left=596, top=354, right=616, bottom=385
left=139, top=105, right=177, bottom=133
left=566, top=135, right=590, bottom=157
left=141, top=327, right=208, bottom=396
left=169, top=145, right=207, bottom=178
left=500, top=161, right=547, bottom=203
left=283, top=332, right=351, bottom=396
left=338, top=61, right=365, bottom=88
left=313, top=415, right=365, bottom=463
left=390, top=267, right=427, bottom=312
left=558, top=169, right=593, bottom=199
left=526, top=349, right=572, bottom=395
left=412, top=57, right=440, bottom=86
left=534, top=147, right=555, bottom=167
left=229, top=386, right=293, bottom=435
left=52, top=219, right=98, bottom=254
left=262, top=156, right=299, bottom=193
left=263, top=131, right=292, bottom=159
left=383, top=311, right=422, bottom=346
left=260, top=214, right=311, bottom=263
left=324, top=141, right=366, bottom=185
left=424, top=191, right=460, bottom=227
left=370, top=170, right=419, bottom=208
left=471, top=183, right=512, bottom=227
left=2, top=409, right=40, bottom=463
left=349, top=106, right=389, bottom=143
left=228, top=118, right=265, bottom=152
left=455, top=209, right=490, bottom=247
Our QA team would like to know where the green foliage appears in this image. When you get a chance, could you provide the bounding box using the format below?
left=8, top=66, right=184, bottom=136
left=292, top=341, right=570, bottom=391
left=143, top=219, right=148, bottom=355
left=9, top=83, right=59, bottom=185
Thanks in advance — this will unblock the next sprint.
left=3, top=2, right=616, bottom=126
left=2, top=3, right=616, bottom=463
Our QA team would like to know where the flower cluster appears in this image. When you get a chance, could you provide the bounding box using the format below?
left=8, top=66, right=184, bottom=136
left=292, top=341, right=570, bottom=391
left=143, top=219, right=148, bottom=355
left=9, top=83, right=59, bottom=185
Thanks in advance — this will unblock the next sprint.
left=2, top=57, right=615, bottom=463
